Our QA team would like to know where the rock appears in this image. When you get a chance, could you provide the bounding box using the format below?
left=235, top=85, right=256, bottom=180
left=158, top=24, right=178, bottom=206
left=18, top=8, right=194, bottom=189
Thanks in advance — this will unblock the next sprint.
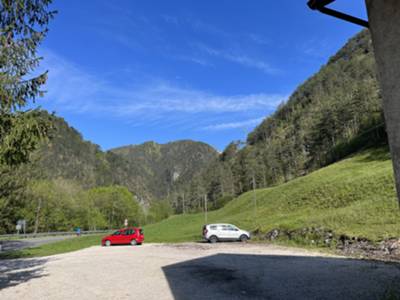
left=264, top=228, right=400, bottom=261
left=265, top=229, right=280, bottom=240
left=251, top=228, right=263, bottom=240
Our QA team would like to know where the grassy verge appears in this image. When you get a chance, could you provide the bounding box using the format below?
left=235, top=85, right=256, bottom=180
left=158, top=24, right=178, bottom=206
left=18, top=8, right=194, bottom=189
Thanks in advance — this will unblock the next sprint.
left=0, top=234, right=104, bottom=259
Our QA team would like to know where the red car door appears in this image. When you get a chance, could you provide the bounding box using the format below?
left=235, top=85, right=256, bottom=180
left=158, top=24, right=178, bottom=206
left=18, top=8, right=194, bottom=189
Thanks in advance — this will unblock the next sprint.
left=121, top=229, right=133, bottom=244
left=129, top=229, right=137, bottom=242
left=110, top=230, right=123, bottom=244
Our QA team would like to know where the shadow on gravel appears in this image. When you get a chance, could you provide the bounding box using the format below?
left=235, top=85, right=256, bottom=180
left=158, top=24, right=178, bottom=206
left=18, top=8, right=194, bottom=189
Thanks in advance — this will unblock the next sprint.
left=0, top=257, right=49, bottom=290
left=163, top=254, right=400, bottom=300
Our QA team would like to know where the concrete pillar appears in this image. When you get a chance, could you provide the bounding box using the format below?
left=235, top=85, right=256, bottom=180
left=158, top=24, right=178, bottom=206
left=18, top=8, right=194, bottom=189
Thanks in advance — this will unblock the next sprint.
left=365, top=0, right=400, bottom=203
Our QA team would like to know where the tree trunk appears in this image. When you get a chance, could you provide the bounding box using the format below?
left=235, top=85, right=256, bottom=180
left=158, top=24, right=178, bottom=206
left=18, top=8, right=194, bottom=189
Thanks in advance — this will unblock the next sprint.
left=182, top=193, right=185, bottom=214
left=34, top=198, right=42, bottom=234
left=252, top=173, right=257, bottom=224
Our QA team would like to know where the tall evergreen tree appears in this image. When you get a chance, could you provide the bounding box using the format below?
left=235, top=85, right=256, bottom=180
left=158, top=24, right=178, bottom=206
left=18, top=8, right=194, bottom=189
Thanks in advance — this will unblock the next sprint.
left=0, top=0, right=56, bottom=166
left=0, top=0, right=55, bottom=233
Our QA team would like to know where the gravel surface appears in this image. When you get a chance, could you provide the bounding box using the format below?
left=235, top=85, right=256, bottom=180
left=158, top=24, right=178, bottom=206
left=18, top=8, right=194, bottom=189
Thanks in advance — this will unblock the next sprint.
left=1, top=242, right=400, bottom=300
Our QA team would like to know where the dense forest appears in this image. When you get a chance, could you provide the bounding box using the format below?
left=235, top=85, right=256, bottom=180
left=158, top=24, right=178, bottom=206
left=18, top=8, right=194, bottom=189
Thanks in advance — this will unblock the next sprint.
left=176, top=30, right=387, bottom=212
left=31, top=114, right=217, bottom=205
left=111, top=140, right=218, bottom=199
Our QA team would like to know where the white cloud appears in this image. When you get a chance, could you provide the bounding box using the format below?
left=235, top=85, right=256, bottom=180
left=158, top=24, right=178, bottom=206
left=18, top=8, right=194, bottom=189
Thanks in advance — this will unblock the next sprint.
left=203, top=117, right=265, bottom=131
left=298, top=38, right=333, bottom=58
left=224, top=54, right=278, bottom=74
left=248, top=33, right=270, bottom=46
left=38, top=50, right=286, bottom=128
left=161, top=14, right=179, bottom=25
left=191, top=19, right=231, bottom=38
left=173, top=55, right=213, bottom=67
left=193, top=43, right=280, bottom=74
left=111, top=85, right=284, bottom=115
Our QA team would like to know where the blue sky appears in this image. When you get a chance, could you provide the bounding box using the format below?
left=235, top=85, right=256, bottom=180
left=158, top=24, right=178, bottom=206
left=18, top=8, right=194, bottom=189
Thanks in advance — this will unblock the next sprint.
left=37, top=0, right=368, bottom=151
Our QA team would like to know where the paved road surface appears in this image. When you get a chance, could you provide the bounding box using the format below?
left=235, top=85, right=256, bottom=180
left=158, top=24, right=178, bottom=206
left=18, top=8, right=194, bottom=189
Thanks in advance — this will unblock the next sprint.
left=0, top=236, right=74, bottom=252
left=1, top=243, right=400, bottom=300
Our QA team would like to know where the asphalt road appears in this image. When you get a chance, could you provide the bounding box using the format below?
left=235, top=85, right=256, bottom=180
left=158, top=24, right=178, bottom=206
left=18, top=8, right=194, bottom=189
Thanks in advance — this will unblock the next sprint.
left=1, top=243, right=400, bottom=300
left=0, top=236, right=74, bottom=252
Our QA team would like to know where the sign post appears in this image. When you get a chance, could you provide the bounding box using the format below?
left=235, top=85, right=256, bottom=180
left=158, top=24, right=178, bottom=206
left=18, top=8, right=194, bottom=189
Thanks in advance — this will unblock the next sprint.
left=204, top=194, right=208, bottom=224
left=16, top=219, right=26, bottom=236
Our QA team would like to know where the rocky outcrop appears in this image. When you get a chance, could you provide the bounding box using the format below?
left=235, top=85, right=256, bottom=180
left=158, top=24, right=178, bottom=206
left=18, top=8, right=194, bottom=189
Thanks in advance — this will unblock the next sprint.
left=258, top=227, right=400, bottom=261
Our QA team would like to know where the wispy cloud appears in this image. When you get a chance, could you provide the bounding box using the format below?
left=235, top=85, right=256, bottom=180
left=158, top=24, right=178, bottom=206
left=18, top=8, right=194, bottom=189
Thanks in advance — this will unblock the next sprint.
left=225, top=54, right=278, bottom=74
left=193, top=43, right=281, bottom=74
left=161, top=14, right=179, bottom=25
left=111, top=86, right=284, bottom=115
left=39, top=50, right=286, bottom=129
left=203, top=117, right=265, bottom=131
left=173, top=55, right=213, bottom=67
left=298, top=38, right=333, bottom=58
left=90, top=10, right=280, bottom=74
left=248, top=33, right=270, bottom=46
left=190, top=19, right=232, bottom=39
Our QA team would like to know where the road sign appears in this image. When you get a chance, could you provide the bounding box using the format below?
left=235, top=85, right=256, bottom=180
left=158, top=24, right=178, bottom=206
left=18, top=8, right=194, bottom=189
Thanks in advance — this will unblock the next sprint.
left=16, top=219, right=26, bottom=234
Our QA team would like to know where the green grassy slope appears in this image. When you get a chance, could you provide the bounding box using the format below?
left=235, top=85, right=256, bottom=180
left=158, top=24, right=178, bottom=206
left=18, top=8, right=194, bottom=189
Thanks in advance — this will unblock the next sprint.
left=0, top=235, right=104, bottom=259
left=144, top=148, right=400, bottom=243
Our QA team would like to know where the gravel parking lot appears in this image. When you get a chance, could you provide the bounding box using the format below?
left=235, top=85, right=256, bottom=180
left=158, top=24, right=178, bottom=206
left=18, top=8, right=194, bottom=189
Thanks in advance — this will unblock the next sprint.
left=1, top=242, right=400, bottom=300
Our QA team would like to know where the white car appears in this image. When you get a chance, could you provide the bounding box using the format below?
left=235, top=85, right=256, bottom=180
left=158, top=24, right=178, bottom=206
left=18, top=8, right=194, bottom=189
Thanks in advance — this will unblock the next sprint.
left=202, top=223, right=250, bottom=243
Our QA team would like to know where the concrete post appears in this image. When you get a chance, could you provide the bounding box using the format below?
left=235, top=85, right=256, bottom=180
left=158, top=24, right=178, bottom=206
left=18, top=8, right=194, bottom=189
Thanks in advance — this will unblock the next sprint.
left=365, top=0, right=400, bottom=203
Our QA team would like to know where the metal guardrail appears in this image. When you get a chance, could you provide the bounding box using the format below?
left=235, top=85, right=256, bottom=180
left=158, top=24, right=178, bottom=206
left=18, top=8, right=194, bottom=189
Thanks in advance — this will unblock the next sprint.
left=0, top=230, right=112, bottom=240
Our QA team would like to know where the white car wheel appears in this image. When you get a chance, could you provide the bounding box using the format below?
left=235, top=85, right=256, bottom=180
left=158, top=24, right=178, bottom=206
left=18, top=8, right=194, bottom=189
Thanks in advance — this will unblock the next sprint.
left=209, top=236, right=218, bottom=243
left=240, top=235, right=248, bottom=242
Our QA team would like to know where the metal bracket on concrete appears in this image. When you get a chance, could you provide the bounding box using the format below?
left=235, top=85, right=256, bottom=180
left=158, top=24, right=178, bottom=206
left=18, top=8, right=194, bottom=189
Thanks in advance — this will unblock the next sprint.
left=307, top=0, right=369, bottom=28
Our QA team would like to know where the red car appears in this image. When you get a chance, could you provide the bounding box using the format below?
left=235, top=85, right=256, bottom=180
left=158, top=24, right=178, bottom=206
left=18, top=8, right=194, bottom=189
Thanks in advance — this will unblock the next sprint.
left=102, top=227, right=144, bottom=246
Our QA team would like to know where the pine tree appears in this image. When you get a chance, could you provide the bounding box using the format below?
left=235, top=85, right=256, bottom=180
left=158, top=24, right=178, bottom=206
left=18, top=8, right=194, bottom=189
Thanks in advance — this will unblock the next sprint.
left=0, top=0, right=56, bottom=233
left=0, top=0, right=56, bottom=166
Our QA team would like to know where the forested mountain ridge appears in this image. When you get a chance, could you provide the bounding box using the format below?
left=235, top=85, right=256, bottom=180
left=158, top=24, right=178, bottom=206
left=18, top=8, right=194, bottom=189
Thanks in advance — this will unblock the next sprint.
left=247, top=29, right=384, bottom=171
left=111, top=141, right=218, bottom=199
left=31, top=114, right=217, bottom=204
left=182, top=30, right=388, bottom=212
